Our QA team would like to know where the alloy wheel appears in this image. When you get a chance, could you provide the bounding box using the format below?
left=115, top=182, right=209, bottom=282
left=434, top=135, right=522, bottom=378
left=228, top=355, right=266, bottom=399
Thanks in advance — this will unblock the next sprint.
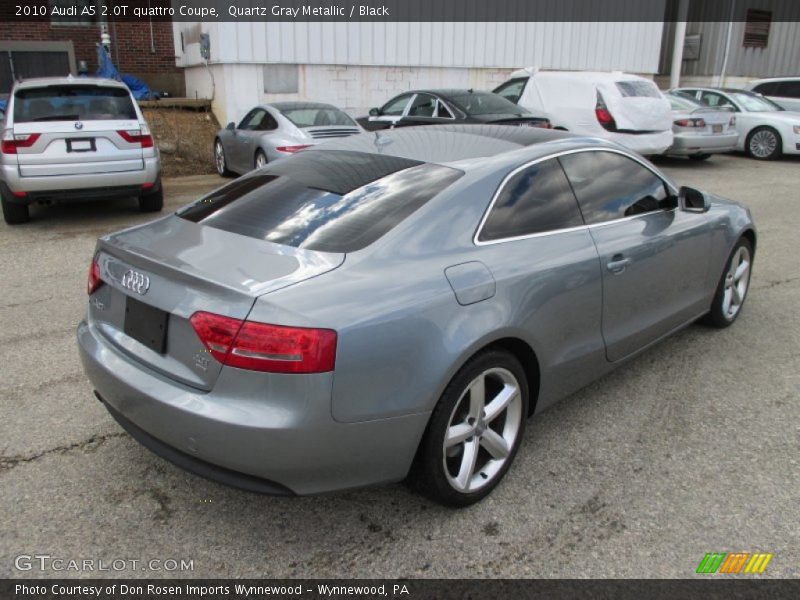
left=215, top=141, right=226, bottom=174
left=255, top=152, right=267, bottom=169
left=443, top=367, right=523, bottom=492
left=749, top=129, right=777, bottom=159
left=722, top=245, right=751, bottom=320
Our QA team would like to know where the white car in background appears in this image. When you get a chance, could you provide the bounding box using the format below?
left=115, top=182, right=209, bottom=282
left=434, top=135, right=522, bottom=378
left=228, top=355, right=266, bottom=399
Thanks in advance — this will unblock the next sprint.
left=493, top=69, right=673, bottom=155
left=744, top=78, right=800, bottom=112
left=674, top=87, right=800, bottom=160
left=663, top=91, right=738, bottom=160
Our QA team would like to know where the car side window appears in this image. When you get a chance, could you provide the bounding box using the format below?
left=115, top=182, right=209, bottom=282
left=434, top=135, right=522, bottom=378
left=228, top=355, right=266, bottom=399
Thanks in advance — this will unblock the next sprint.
left=559, top=151, right=670, bottom=225
left=493, top=78, right=528, bottom=104
left=259, top=111, right=278, bottom=131
left=407, top=94, right=437, bottom=117
left=238, top=108, right=267, bottom=130
left=478, top=158, right=584, bottom=242
left=381, top=94, right=413, bottom=116
left=699, top=91, right=736, bottom=110
left=754, top=82, right=779, bottom=95
left=780, top=81, right=800, bottom=98
left=435, top=100, right=454, bottom=119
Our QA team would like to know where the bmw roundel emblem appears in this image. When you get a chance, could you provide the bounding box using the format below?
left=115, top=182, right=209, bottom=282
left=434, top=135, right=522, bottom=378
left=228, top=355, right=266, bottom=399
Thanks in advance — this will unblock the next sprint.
left=74, top=121, right=83, bottom=130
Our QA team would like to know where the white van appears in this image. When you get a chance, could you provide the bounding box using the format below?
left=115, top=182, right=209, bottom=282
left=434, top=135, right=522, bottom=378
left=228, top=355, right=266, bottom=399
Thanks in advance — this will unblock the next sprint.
left=494, top=69, right=673, bottom=155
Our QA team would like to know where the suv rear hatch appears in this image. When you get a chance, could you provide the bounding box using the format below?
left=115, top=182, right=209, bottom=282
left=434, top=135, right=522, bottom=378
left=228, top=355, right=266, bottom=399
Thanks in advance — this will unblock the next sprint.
left=9, top=83, right=147, bottom=177
left=600, top=79, right=672, bottom=133
left=88, top=150, right=462, bottom=391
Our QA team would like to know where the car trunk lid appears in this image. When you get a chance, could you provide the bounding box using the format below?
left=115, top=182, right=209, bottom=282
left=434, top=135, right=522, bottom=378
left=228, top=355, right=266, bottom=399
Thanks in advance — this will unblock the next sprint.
left=89, top=216, right=344, bottom=391
left=601, top=80, right=673, bottom=133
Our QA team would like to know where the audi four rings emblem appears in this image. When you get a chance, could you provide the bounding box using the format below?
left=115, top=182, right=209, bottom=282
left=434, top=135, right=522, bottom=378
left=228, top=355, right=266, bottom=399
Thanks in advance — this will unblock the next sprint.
left=121, top=269, right=150, bottom=295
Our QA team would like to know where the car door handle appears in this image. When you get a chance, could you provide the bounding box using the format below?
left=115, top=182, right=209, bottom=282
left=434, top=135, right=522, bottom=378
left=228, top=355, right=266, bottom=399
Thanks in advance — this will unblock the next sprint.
left=607, top=255, right=631, bottom=273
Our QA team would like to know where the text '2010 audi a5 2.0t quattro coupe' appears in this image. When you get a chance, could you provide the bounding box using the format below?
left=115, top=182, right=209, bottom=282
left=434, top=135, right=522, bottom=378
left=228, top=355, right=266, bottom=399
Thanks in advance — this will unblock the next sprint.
left=77, top=125, right=756, bottom=506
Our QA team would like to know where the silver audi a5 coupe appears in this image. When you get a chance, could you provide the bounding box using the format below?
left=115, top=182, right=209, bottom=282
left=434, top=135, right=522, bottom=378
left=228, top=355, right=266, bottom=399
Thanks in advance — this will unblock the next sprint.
left=78, top=125, right=756, bottom=506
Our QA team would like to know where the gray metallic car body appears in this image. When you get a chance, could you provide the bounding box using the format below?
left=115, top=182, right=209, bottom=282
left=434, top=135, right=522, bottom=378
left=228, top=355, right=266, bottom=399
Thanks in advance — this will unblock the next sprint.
left=214, top=101, right=361, bottom=174
left=78, top=126, right=756, bottom=495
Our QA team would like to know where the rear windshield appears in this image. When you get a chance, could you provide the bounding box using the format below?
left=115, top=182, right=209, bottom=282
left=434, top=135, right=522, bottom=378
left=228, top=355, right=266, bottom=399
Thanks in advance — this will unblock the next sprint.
left=448, top=92, right=528, bottom=116
left=615, top=80, right=661, bottom=99
left=13, top=85, right=136, bottom=123
left=178, top=150, right=463, bottom=253
left=279, top=107, right=356, bottom=128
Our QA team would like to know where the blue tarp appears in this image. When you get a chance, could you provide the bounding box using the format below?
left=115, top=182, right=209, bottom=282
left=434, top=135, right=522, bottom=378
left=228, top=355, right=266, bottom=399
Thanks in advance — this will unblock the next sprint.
left=96, top=45, right=159, bottom=100
left=0, top=99, right=6, bottom=113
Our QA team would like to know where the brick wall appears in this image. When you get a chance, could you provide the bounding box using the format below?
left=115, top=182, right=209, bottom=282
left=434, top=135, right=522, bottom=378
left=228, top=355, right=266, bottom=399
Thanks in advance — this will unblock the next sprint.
left=0, top=20, right=184, bottom=95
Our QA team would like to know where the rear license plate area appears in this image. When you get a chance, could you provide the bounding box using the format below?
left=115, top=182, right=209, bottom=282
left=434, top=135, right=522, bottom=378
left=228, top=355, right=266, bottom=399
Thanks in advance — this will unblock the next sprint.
left=712, top=124, right=722, bottom=133
left=124, top=296, right=168, bottom=354
left=67, top=138, right=96, bottom=152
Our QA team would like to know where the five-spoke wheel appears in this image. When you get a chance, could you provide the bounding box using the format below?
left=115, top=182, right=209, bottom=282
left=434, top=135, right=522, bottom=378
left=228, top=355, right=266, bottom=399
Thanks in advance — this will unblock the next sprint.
left=703, top=236, right=753, bottom=328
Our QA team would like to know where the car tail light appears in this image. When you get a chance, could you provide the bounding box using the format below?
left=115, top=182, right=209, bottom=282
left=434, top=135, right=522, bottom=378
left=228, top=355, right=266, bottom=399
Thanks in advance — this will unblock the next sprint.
left=276, top=145, right=311, bottom=153
left=117, top=129, right=154, bottom=148
left=594, top=92, right=617, bottom=132
left=1, top=132, right=41, bottom=154
left=674, top=118, right=706, bottom=128
left=87, top=258, right=103, bottom=295
left=190, top=311, right=337, bottom=374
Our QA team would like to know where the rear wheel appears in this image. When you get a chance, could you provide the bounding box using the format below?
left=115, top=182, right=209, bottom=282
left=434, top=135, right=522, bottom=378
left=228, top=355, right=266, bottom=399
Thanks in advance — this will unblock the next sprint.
left=689, top=153, right=711, bottom=161
left=254, top=150, right=267, bottom=170
left=411, top=349, right=528, bottom=507
left=1, top=191, right=29, bottom=225
left=746, top=126, right=782, bottom=160
left=138, top=186, right=164, bottom=212
left=702, top=237, right=753, bottom=328
left=214, top=139, right=234, bottom=176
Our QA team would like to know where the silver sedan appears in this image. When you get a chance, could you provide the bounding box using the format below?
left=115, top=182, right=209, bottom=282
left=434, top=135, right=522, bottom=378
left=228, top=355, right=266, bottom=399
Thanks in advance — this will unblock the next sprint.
left=78, top=126, right=755, bottom=506
left=663, top=92, right=739, bottom=160
left=213, top=101, right=361, bottom=175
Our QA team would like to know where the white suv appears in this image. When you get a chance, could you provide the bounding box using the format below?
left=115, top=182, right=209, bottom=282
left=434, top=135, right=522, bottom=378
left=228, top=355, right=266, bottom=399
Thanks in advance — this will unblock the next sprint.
left=1, top=76, right=161, bottom=224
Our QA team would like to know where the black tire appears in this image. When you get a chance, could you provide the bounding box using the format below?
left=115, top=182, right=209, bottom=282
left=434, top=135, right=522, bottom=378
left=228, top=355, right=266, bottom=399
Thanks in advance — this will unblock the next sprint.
left=214, top=138, right=235, bottom=177
left=1, top=192, right=29, bottom=225
left=138, top=186, right=164, bottom=212
left=410, top=349, right=529, bottom=507
left=745, top=126, right=782, bottom=160
left=701, top=236, right=753, bottom=328
left=689, top=153, right=711, bottom=161
left=254, top=150, right=267, bottom=170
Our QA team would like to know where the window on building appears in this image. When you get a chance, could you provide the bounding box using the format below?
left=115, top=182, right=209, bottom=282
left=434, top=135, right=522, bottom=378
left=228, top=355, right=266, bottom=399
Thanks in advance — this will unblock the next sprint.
left=743, top=9, right=771, bottom=48
left=263, top=65, right=299, bottom=94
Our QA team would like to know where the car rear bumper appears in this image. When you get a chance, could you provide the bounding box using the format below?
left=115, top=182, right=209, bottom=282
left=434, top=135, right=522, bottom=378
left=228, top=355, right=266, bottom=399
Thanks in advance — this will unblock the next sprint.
left=77, top=319, right=428, bottom=495
left=666, top=132, right=739, bottom=155
left=1, top=156, right=160, bottom=197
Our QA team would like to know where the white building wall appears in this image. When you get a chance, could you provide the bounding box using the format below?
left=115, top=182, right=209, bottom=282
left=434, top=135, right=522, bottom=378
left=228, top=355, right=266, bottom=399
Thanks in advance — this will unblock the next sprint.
left=176, top=21, right=666, bottom=124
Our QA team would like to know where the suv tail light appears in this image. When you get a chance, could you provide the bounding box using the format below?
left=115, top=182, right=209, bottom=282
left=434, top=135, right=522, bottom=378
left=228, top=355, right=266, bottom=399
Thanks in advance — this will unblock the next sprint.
left=595, top=91, right=617, bottom=132
left=118, top=128, right=154, bottom=148
left=2, top=131, right=41, bottom=154
left=674, top=118, right=706, bottom=128
left=190, top=311, right=337, bottom=374
left=276, top=145, right=311, bottom=154
left=87, top=258, right=103, bottom=295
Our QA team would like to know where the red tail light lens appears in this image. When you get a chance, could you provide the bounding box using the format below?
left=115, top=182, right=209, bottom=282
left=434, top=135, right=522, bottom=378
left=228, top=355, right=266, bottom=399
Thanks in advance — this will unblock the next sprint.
left=276, top=145, right=311, bottom=154
left=595, top=91, right=617, bottom=132
left=117, top=130, right=154, bottom=148
left=2, top=133, right=41, bottom=154
left=674, top=118, right=706, bottom=128
left=190, top=311, right=337, bottom=374
left=87, top=259, right=103, bottom=295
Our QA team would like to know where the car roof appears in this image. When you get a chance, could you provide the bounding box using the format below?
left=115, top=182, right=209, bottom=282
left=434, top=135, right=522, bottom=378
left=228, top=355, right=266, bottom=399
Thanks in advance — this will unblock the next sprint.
left=308, top=124, right=612, bottom=169
left=13, top=76, right=129, bottom=91
left=749, top=77, right=799, bottom=83
left=269, top=101, right=340, bottom=111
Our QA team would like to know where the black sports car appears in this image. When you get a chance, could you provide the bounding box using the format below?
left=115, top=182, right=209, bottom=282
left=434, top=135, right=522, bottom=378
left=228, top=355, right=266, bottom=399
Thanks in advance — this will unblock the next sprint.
left=357, top=89, right=551, bottom=131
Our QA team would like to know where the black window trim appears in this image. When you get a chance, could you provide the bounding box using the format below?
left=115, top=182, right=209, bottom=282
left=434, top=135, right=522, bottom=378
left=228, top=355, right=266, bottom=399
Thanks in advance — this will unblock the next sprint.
left=473, top=147, right=679, bottom=246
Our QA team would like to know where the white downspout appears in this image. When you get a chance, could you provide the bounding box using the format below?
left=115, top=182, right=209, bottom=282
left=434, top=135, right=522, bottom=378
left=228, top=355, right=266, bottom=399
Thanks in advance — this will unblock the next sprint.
left=669, top=0, right=689, bottom=89
left=718, top=0, right=736, bottom=87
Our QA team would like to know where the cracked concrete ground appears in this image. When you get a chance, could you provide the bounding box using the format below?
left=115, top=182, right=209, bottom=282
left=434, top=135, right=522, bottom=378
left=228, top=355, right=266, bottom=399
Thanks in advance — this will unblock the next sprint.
left=0, top=156, right=798, bottom=579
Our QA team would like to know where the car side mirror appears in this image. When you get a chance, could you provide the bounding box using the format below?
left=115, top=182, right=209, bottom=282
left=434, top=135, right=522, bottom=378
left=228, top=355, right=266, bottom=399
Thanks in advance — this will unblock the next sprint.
left=369, top=107, right=380, bottom=117
left=226, top=122, right=235, bottom=131
left=679, top=186, right=710, bottom=213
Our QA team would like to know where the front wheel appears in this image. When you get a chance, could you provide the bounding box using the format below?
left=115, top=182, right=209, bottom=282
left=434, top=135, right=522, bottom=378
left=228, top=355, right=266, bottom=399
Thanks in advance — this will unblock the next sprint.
left=411, top=349, right=528, bottom=507
left=254, top=150, right=267, bottom=170
left=746, top=127, right=782, bottom=160
left=702, top=237, right=753, bottom=328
